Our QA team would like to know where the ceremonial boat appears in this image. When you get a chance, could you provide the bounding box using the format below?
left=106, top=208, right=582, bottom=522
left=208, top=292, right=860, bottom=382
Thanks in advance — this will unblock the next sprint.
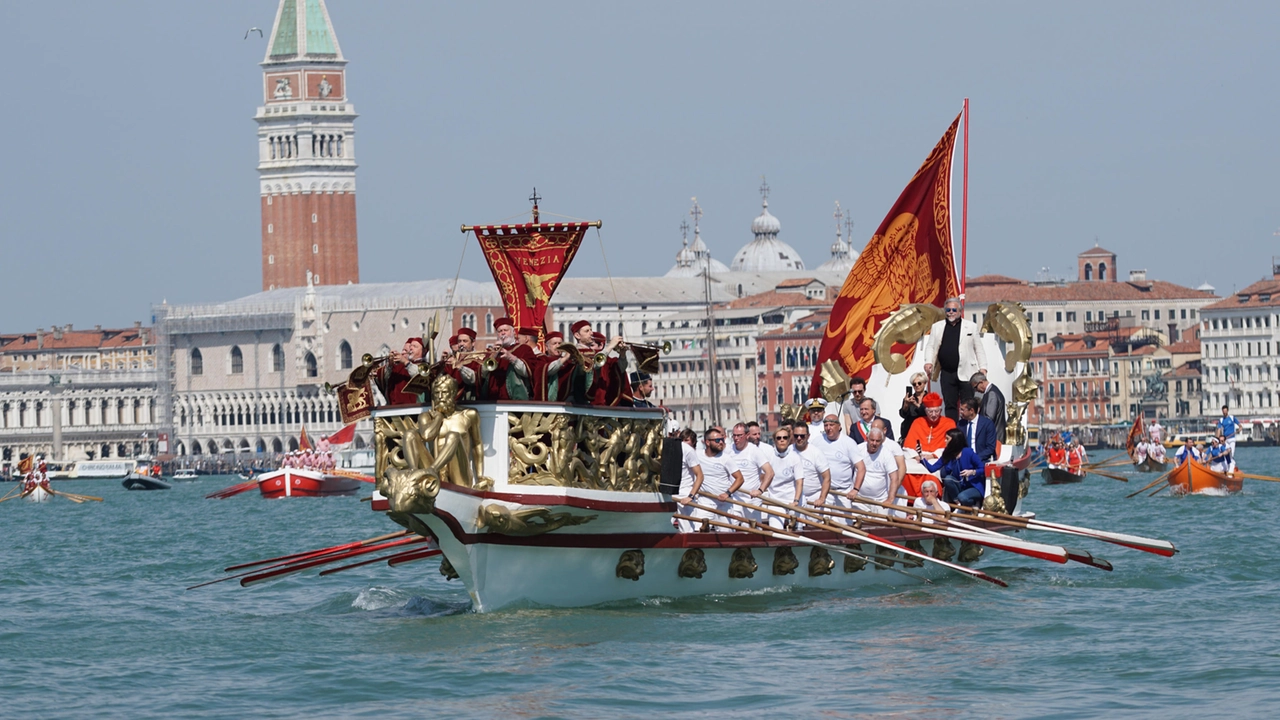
left=334, top=114, right=1058, bottom=612
left=23, top=483, right=51, bottom=503
left=1167, top=460, right=1242, bottom=496
left=1041, top=468, right=1085, bottom=485
left=1126, top=416, right=1167, bottom=472
left=256, top=468, right=362, bottom=498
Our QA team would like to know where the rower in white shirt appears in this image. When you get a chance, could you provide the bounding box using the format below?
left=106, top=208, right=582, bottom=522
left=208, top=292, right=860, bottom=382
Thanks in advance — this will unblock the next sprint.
left=814, top=413, right=864, bottom=517
left=672, top=429, right=704, bottom=532
left=851, top=426, right=905, bottom=516
left=688, top=428, right=744, bottom=530
left=757, top=427, right=805, bottom=530
left=790, top=424, right=831, bottom=510
left=726, top=422, right=773, bottom=525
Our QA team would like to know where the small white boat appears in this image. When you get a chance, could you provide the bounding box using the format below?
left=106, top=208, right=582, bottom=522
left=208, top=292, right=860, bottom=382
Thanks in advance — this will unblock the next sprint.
left=23, top=484, right=51, bottom=503
left=172, top=469, right=199, bottom=481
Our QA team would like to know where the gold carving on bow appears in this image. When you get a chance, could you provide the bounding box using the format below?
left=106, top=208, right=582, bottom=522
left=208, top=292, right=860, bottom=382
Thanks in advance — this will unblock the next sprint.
left=931, top=537, right=956, bottom=562
left=616, top=550, right=645, bottom=581
left=872, top=303, right=947, bottom=375
left=476, top=503, right=597, bottom=536
left=439, top=556, right=459, bottom=580
left=375, top=375, right=492, bottom=514
left=818, top=359, right=851, bottom=403
left=808, top=547, right=834, bottom=577
left=981, top=301, right=1034, bottom=373
left=507, top=411, right=664, bottom=492
left=843, top=544, right=867, bottom=573
left=678, top=549, right=707, bottom=579
left=772, top=546, right=799, bottom=576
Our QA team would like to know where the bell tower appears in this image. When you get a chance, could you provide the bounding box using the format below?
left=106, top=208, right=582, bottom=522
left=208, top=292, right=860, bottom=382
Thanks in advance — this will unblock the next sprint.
left=256, top=0, right=359, bottom=291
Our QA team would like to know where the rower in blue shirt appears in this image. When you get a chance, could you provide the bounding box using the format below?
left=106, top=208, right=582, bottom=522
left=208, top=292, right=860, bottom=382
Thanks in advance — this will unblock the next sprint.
left=1216, top=405, right=1240, bottom=473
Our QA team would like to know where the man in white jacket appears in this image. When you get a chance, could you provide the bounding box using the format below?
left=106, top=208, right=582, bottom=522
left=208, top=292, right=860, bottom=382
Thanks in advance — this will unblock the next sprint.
left=922, top=298, right=987, bottom=423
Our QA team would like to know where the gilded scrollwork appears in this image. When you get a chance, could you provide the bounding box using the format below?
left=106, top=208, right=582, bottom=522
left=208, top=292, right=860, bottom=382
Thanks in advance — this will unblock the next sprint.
left=507, top=411, right=665, bottom=492
left=981, top=301, right=1034, bottom=373
left=375, top=376, right=492, bottom=514
left=477, top=503, right=597, bottom=536
left=872, top=303, right=947, bottom=376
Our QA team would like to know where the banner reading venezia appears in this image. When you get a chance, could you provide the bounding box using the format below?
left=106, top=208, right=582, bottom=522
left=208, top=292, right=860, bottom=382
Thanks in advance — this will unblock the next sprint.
left=472, top=223, right=591, bottom=333
left=811, top=115, right=962, bottom=394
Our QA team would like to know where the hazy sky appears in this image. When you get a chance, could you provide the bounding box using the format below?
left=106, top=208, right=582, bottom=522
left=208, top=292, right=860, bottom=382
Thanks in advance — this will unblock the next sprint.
left=2, top=1, right=1278, bottom=333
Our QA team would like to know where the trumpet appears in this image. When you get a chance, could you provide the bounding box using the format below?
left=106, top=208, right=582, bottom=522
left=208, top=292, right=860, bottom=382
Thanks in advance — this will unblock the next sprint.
left=622, top=340, right=673, bottom=355
left=557, top=343, right=592, bottom=372
left=349, top=353, right=391, bottom=385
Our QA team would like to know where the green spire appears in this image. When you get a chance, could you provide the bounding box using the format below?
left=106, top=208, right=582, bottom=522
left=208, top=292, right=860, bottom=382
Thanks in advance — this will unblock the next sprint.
left=265, top=0, right=343, bottom=62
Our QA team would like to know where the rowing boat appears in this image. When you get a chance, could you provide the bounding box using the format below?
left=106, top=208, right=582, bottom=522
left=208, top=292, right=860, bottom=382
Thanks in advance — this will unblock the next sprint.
left=1134, top=458, right=1167, bottom=473
left=1041, top=467, right=1085, bottom=485
left=1167, top=460, right=1242, bottom=496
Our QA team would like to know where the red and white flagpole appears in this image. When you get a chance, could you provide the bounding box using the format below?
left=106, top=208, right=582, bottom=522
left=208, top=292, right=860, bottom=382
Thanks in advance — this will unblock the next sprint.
left=960, top=97, right=970, bottom=301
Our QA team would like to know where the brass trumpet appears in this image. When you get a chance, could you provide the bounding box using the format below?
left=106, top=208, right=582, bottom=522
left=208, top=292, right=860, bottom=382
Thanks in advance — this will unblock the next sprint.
left=623, top=340, right=673, bottom=355
left=349, top=353, right=391, bottom=385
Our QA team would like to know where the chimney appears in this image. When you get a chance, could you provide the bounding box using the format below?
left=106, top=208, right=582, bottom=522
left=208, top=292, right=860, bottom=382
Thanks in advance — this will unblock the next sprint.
left=65, top=324, right=72, bottom=332
left=1129, top=269, right=1147, bottom=282
left=52, top=326, right=63, bottom=341
left=139, top=328, right=149, bottom=344
left=1273, top=256, right=1280, bottom=280
left=94, top=324, right=102, bottom=332
left=36, top=329, right=44, bottom=349
left=133, top=321, right=141, bottom=330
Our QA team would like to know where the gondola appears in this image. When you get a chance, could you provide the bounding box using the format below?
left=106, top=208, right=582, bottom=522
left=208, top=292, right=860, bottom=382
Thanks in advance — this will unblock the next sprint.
left=1167, top=460, right=1242, bottom=496
left=1134, top=458, right=1167, bottom=473
left=1041, top=467, right=1085, bottom=485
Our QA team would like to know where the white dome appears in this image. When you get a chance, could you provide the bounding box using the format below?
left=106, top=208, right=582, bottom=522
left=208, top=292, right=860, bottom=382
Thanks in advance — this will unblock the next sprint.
left=731, top=195, right=804, bottom=272
left=817, top=239, right=858, bottom=274
left=751, top=205, right=782, bottom=236
left=668, top=230, right=729, bottom=276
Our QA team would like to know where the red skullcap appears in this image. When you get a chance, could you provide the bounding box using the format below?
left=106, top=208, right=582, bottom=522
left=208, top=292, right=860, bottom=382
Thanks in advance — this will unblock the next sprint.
left=922, top=392, right=944, bottom=408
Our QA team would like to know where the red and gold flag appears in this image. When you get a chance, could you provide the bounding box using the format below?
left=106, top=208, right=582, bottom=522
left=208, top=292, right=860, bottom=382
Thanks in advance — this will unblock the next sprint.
left=1126, top=415, right=1146, bottom=458
left=327, top=422, right=357, bottom=446
left=811, top=115, right=962, bottom=394
left=336, top=381, right=373, bottom=425
left=17, top=456, right=33, bottom=475
left=299, top=427, right=312, bottom=452
left=471, top=222, right=591, bottom=335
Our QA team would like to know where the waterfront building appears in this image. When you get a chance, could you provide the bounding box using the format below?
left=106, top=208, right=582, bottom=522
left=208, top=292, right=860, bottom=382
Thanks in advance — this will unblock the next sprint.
left=257, top=0, right=359, bottom=290
left=1197, top=260, right=1280, bottom=417
left=0, top=324, right=159, bottom=464
left=155, top=279, right=503, bottom=457
left=754, top=310, right=831, bottom=429
left=965, top=245, right=1217, bottom=345
left=1028, top=332, right=1117, bottom=429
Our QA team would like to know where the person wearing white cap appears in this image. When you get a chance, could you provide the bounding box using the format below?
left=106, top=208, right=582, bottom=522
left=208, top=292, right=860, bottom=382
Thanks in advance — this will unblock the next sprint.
left=805, top=398, right=827, bottom=438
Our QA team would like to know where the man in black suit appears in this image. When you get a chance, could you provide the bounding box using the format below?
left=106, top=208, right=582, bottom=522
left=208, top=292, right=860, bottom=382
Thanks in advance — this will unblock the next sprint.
left=970, top=372, right=1006, bottom=443
left=849, top=397, right=895, bottom=444
left=957, top=397, right=997, bottom=462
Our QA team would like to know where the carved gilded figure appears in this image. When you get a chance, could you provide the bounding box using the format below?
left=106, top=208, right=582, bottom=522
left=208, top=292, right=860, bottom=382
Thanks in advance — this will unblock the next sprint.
left=477, top=503, right=596, bottom=536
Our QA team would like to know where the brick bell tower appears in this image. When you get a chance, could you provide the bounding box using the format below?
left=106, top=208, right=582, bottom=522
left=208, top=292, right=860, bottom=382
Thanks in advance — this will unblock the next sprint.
left=257, top=0, right=359, bottom=291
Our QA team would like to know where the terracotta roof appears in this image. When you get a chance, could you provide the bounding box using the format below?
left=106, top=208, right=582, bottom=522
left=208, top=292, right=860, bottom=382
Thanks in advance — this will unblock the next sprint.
left=1202, top=278, right=1280, bottom=310
left=1078, top=245, right=1116, bottom=257
left=1, top=328, right=150, bottom=352
left=1111, top=344, right=1159, bottom=358
left=1031, top=333, right=1114, bottom=355
left=726, top=289, right=829, bottom=309
left=1162, top=364, right=1201, bottom=380
left=1164, top=337, right=1201, bottom=354
left=966, top=274, right=1024, bottom=286
left=966, top=278, right=1215, bottom=304
left=775, top=277, right=820, bottom=289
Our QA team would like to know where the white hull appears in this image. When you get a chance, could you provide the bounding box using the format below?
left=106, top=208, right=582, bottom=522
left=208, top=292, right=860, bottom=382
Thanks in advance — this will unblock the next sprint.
left=24, top=485, right=51, bottom=503
left=410, top=484, right=980, bottom=613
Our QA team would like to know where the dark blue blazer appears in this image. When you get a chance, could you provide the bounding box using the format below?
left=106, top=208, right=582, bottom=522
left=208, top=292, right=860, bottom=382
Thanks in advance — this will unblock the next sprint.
left=958, top=414, right=997, bottom=462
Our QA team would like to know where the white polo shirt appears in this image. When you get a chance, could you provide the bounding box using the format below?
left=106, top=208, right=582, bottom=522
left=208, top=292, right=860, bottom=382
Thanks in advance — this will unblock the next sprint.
left=813, top=431, right=863, bottom=493
left=764, top=446, right=804, bottom=502
left=726, top=441, right=770, bottom=493
left=697, top=449, right=739, bottom=496
left=678, top=443, right=701, bottom=496
left=794, top=444, right=831, bottom=500
left=857, top=443, right=900, bottom=503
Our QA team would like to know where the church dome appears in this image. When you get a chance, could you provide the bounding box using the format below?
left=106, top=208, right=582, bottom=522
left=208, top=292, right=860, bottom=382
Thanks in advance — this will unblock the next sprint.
left=731, top=197, right=805, bottom=272
left=666, top=230, right=729, bottom=277
left=817, top=238, right=858, bottom=274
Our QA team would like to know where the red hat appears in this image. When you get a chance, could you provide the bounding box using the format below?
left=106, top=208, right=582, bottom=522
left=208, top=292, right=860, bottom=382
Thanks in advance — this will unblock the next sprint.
left=448, top=335, right=459, bottom=346
left=571, top=320, right=592, bottom=334
left=546, top=331, right=564, bottom=342
left=922, top=392, right=944, bottom=408
left=493, top=317, right=514, bottom=329
left=517, top=326, right=539, bottom=338
left=404, top=337, right=425, bottom=349
left=456, top=327, right=477, bottom=340
left=591, top=331, right=606, bottom=344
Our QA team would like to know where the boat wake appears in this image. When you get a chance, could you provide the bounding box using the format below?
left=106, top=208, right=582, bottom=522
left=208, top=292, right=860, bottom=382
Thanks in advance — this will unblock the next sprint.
left=348, top=586, right=469, bottom=617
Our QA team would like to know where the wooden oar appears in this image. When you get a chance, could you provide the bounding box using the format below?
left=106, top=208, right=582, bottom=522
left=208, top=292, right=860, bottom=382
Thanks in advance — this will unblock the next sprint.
left=1148, top=484, right=1170, bottom=497
left=1087, top=451, right=1127, bottom=468
left=319, top=548, right=440, bottom=575
left=1088, top=468, right=1130, bottom=483
left=1126, top=468, right=1174, bottom=498
left=808, top=501, right=1070, bottom=565
left=386, top=548, right=444, bottom=567
left=331, top=468, right=376, bottom=483
left=205, top=478, right=259, bottom=499
left=949, top=505, right=1177, bottom=557
left=240, top=536, right=429, bottom=586
left=682, top=504, right=929, bottom=581
left=1233, top=471, right=1280, bottom=484
left=0, top=484, right=21, bottom=503
left=189, top=532, right=413, bottom=589
left=820, top=497, right=1114, bottom=571
left=223, top=530, right=409, bottom=571
left=727, top=494, right=1009, bottom=587
left=48, top=488, right=103, bottom=502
